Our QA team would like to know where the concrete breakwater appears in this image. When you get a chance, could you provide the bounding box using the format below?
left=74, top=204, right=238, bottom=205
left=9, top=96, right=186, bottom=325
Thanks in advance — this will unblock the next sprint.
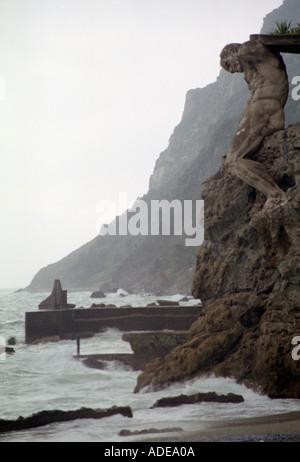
left=77, top=331, right=191, bottom=371
left=25, top=306, right=201, bottom=344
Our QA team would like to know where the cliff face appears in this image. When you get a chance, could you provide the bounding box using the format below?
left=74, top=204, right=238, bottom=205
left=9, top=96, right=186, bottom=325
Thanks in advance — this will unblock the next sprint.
left=135, top=124, right=300, bottom=398
left=148, top=71, right=246, bottom=193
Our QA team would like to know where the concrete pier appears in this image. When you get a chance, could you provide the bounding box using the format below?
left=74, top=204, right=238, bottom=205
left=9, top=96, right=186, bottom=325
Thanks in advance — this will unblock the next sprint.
left=25, top=306, right=201, bottom=344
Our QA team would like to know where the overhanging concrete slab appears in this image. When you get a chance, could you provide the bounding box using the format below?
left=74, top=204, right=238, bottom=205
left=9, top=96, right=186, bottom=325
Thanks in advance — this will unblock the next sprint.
left=250, top=34, right=300, bottom=53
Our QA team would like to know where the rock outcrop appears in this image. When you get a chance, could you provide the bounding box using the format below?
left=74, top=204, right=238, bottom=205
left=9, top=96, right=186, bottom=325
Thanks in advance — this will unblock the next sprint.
left=135, top=124, right=300, bottom=398
left=90, top=290, right=106, bottom=299
left=151, top=392, right=244, bottom=408
left=0, top=406, right=133, bottom=433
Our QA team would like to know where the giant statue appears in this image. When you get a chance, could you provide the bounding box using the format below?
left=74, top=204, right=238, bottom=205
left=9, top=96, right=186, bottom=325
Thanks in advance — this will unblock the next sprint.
left=220, top=40, right=289, bottom=216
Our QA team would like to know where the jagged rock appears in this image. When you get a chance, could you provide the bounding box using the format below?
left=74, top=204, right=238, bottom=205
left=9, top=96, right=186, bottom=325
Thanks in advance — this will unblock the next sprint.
left=134, top=125, right=300, bottom=398
left=151, top=392, right=244, bottom=408
left=0, top=406, right=133, bottom=433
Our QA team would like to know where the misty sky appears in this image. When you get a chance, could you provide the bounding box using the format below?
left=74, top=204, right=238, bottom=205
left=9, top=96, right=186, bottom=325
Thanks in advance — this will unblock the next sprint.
left=0, top=0, right=283, bottom=288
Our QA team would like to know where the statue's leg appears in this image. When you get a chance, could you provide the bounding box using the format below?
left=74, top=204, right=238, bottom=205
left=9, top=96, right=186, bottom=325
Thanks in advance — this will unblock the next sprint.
left=226, top=98, right=286, bottom=201
left=230, top=157, right=286, bottom=200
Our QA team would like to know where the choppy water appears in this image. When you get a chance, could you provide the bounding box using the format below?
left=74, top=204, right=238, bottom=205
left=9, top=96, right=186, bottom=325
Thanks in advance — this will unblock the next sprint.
left=1, top=288, right=300, bottom=442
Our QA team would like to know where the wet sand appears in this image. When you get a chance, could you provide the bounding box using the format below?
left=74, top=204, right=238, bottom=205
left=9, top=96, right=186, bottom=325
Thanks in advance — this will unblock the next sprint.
left=131, top=411, right=300, bottom=442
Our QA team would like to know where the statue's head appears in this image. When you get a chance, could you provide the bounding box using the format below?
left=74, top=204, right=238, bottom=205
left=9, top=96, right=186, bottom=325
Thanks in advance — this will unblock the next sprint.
left=220, top=43, right=243, bottom=74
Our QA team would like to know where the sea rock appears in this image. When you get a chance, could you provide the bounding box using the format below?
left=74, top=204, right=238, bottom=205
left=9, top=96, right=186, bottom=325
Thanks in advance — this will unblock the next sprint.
left=0, top=406, right=133, bottom=433
left=151, top=392, right=244, bottom=408
left=134, top=125, right=300, bottom=398
left=5, top=347, right=15, bottom=355
left=82, top=358, right=107, bottom=370
left=90, top=291, right=106, bottom=299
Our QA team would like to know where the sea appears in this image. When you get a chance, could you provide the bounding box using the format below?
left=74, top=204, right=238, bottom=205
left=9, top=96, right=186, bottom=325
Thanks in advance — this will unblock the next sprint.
left=1, top=288, right=300, bottom=443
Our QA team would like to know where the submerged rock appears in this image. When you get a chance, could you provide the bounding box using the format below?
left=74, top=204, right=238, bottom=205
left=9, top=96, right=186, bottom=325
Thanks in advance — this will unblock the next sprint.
left=135, top=124, right=300, bottom=398
left=119, top=427, right=183, bottom=436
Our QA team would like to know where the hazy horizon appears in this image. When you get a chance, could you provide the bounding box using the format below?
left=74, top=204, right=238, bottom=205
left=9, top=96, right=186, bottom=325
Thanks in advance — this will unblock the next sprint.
left=0, top=0, right=283, bottom=288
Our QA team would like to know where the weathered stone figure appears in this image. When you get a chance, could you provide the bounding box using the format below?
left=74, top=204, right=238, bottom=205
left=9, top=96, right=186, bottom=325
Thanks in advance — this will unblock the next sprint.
left=220, top=40, right=289, bottom=213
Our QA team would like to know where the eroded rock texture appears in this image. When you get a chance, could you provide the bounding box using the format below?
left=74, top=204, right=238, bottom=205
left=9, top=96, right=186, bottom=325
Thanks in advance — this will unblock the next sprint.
left=135, top=124, right=300, bottom=398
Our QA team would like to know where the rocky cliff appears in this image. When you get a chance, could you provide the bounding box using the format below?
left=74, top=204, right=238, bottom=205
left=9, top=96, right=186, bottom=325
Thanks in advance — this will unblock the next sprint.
left=148, top=71, right=246, bottom=194
left=135, top=124, right=300, bottom=398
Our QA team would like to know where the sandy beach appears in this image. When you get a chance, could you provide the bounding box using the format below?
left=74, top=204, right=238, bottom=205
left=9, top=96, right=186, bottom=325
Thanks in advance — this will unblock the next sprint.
left=130, top=411, right=300, bottom=442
